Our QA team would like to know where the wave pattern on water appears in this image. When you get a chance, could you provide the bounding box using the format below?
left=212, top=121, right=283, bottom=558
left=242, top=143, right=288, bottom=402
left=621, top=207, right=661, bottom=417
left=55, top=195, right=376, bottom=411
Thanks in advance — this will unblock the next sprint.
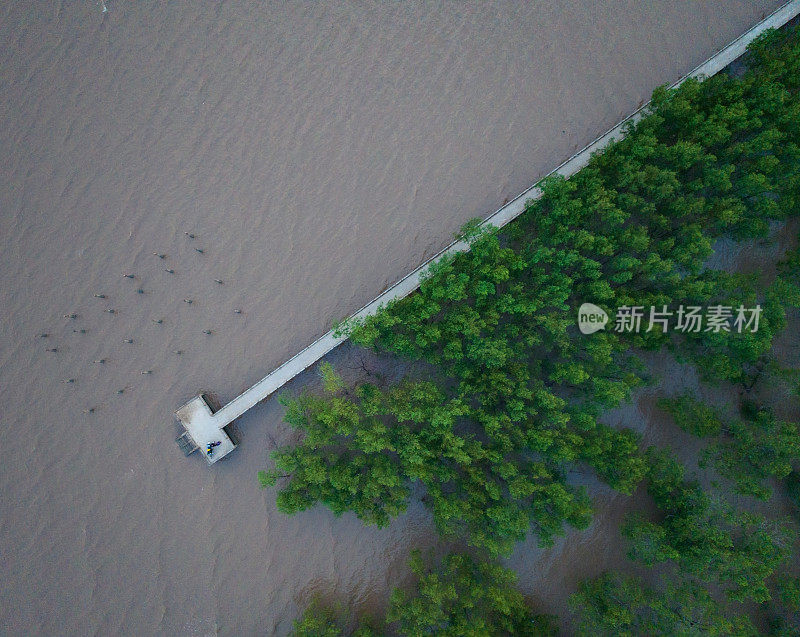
left=0, top=1, right=783, bottom=634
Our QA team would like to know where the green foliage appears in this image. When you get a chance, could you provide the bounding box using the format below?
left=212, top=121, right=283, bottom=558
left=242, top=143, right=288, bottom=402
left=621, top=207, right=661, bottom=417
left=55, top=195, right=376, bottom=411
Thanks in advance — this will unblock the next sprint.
left=291, top=552, right=554, bottom=637
left=660, top=395, right=800, bottom=499
left=657, top=394, right=723, bottom=437
left=319, top=361, right=346, bottom=394
left=776, top=575, right=800, bottom=613
left=776, top=234, right=800, bottom=308
left=263, top=22, right=800, bottom=566
left=387, top=551, right=556, bottom=636
left=704, top=407, right=800, bottom=500
left=786, top=470, right=800, bottom=511
left=623, top=448, right=793, bottom=603
left=262, top=364, right=608, bottom=555
left=745, top=25, right=800, bottom=93
left=291, top=605, right=345, bottom=637
left=261, top=374, right=446, bottom=527
left=764, top=575, right=800, bottom=636
left=290, top=604, right=380, bottom=637
left=570, top=571, right=756, bottom=636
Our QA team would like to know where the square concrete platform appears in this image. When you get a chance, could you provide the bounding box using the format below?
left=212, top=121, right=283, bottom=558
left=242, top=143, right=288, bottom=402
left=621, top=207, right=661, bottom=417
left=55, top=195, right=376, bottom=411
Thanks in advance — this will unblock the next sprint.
left=175, top=394, right=236, bottom=464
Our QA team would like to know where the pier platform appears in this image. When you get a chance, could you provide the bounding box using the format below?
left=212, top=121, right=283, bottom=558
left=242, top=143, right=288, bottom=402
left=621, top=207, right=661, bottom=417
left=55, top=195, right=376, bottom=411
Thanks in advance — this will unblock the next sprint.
left=175, top=394, right=236, bottom=464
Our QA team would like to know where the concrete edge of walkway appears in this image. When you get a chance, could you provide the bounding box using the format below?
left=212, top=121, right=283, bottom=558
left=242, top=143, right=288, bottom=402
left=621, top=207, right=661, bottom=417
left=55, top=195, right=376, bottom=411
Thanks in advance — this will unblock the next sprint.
left=206, top=0, right=800, bottom=427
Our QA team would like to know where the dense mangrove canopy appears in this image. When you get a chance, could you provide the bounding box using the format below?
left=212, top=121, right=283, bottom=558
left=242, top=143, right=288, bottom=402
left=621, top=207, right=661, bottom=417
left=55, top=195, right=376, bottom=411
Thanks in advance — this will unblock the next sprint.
left=263, top=25, right=800, bottom=635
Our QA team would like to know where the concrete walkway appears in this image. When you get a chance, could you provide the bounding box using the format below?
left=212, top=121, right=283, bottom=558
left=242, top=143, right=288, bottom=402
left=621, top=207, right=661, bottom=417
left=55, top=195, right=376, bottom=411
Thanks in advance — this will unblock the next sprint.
left=175, top=0, right=800, bottom=462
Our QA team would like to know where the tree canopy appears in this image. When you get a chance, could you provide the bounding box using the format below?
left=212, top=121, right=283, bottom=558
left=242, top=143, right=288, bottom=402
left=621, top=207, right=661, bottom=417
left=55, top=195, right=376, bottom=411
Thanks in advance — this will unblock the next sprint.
left=264, top=24, right=800, bottom=556
left=268, top=24, right=800, bottom=634
left=659, top=395, right=800, bottom=499
left=623, top=448, right=792, bottom=603
left=290, top=551, right=556, bottom=637
left=570, top=571, right=757, bottom=637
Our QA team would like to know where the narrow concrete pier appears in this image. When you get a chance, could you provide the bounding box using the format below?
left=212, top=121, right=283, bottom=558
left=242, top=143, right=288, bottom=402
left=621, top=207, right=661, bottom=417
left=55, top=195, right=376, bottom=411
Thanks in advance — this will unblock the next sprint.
left=174, top=1, right=800, bottom=463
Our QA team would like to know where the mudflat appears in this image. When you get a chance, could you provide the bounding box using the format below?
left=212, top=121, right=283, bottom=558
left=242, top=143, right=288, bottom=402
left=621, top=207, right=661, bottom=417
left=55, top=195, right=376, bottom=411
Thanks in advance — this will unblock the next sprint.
left=0, top=1, right=783, bottom=634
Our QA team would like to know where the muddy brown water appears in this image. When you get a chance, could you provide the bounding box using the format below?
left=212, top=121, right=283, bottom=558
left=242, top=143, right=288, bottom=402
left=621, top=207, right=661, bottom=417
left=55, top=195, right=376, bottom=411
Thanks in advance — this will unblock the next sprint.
left=0, top=1, right=786, bottom=634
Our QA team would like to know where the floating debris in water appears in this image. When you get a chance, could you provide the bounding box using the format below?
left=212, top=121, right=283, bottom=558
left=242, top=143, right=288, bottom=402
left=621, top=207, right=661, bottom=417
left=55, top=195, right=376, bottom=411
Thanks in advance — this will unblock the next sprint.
left=93, top=359, right=106, bottom=364
left=141, top=370, right=152, bottom=375
left=194, top=248, right=204, bottom=254
left=123, top=273, right=135, bottom=279
left=165, top=268, right=174, bottom=274
left=38, top=333, right=49, bottom=338
left=174, top=350, right=183, bottom=355
left=214, top=279, right=224, bottom=284
left=117, top=388, right=125, bottom=394
left=46, top=347, right=58, bottom=353
left=233, top=309, right=242, bottom=314
left=63, top=378, right=75, bottom=384
left=64, top=313, right=77, bottom=319
left=137, top=288, right=145, bottom=294
left=106, top=309, right=116, bottom=314
left=84, top=407, right=96, bottom=414
left=123, top=338, right=133, bottom=344
left=152, top=318, right=163, bottom=324
left=73, top=328, right=88, bottom=334
left=183, top=298, right=193, bottom=304
left=185, top=232, right=195, bottom=239
left=94, top=293, right=106, bottom=299
left=153, top=253, right=166, bottom=259
left=203, top=329, right=213, bottom=335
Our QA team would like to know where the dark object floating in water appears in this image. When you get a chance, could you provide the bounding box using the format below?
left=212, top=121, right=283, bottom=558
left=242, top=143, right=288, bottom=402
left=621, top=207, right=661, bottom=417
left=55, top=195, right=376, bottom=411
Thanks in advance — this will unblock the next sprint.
left=117, top=388, right=125, bottom=394
left=94, top=359, right=106, bottom=364
left=64, top=313, right=77, bottom=319
left=195, top=248, right=204, bottom=254
left=73, top=329, right=87, bottom=334
left=94, top=293, right=106, bottom=299
left=165, top=268, right=174, bottom=274
left=203, top=329, right=212, bottom=335
left=39, top=333, right=49, bottom=338
left=233, top=309, right=242, bottom=314
left=174, top=350, right=184, bottom=355
left=153, top=253, right=166, bottom=259
left=185, top=232, right=195, bottom=239
left=46, top=347, right=58, bottom=353
left=184, top=298, right=193, bottom=304
left=141, top=370, right=152, bottom=375
left=84, top=407, right=96, bottom=414
left=123, top=338, right=133, bottom=344
left=214, top=279, right=224, bottom=284
left=63, top=378, right=75, bottom=384
left=106, top=309, right=116, bottom=314
left=153, top=318, right=163, bottom=324
left=123, top=273, right=135, bottom=279
left=137, top=289, right=145, bottom=294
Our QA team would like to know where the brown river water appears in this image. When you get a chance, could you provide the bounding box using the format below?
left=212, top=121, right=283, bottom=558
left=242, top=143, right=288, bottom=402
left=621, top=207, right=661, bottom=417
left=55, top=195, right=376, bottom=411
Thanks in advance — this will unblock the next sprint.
left=0, top=1, right=784, bottom=634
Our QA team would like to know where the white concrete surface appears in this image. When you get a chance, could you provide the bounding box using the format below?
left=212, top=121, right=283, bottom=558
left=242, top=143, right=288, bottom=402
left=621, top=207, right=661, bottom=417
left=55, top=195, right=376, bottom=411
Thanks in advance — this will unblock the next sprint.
left=175, top=395, right=236, bottom=464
